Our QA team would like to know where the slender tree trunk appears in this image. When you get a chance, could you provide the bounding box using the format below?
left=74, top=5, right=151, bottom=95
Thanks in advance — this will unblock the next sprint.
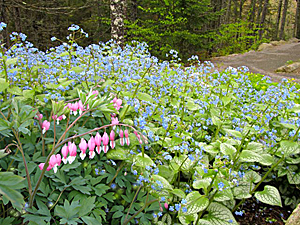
left=296, top=0, right=300, bottom=38
left=249, top=0, right=257, bottom=23
left=259, top=0, right=269, bottom=40
left=233, top=0, right=239, bottom=22
left=239, top=0, right=246, bottom=20
left=225, top=0, right=232, bottom=23
left=256, top=0, right=263, bottom=25
left=274, top=0, right=283, bottom=40
left=110, top=0, right=126, bottom=46
left=279, top=0, right=289, bottom=40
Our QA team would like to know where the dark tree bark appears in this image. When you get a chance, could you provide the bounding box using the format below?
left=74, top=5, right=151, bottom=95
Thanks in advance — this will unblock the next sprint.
left=279, top=0, right=289, bottom=40
left=110, top=0, right=126, bottom=46
left=296, top=0, right=300, bottom=38
left=259, top=0, right=269, bottom=40
left=274, top=0, right=283, bottom=40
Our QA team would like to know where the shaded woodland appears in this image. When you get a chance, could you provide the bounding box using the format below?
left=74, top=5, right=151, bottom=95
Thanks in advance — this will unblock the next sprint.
left=1, top=0, right=300, bottom=60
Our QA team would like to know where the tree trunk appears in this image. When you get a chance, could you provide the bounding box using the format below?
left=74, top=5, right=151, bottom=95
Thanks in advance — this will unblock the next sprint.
left=256, top=0, right=263, bottom=25
left=225, top=0, right=232, bottom=23
left=110, top=0, right=126, bottom=46
left=249, top=0, right=257, bottom=23
left=279, top=0, right=289, bottom=40
left=296, top=0, right=300, bottom=39
left=239, top=0, right=246, bottom=20
left=259, top=0, right=269, bottom=40
left=233, top=0, right=239, bottom=22
left=274, top=0, right=283, bottom=40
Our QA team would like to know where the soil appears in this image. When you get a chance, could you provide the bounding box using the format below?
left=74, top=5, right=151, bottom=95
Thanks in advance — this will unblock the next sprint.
left=210, top=42, right=300, bottom=83
left=235, top=198, right=291, bottom=225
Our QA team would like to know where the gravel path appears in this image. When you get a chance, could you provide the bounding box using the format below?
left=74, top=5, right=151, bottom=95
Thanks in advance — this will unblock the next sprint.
left=210, top=42, right=300, bottom=83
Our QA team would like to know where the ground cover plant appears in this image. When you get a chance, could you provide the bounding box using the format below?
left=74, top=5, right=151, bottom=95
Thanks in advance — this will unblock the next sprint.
left=1, top=23, right=300, bottom=225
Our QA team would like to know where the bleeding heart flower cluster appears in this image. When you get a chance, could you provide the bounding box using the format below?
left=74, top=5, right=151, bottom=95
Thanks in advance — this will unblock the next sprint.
left=111, top=97, right=123, bottom=111
left=66, top=100, right=85, bottom=116
left=38, top=128, right=131, bottom=173
left=39, top=154, right=61, bottom=173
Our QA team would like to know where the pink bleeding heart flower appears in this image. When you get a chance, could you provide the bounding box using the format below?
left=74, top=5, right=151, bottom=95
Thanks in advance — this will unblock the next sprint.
left=88, top=136, right=96, bottom=159
left=49, top=154, right=62, bottom=173
left=111, top=117, right=119, bottom=126
left=102, top=132, right=109, bottom=153
left=35, top=113, right=43, bottom=120
left=110, top=130, right=115, bottom=149
left=78, top=100, right=84, bottom=115
left=119, top=130, right=124, bottom=146
left=134, top=130, right=143, bottom=144
left=111, top=97, right=123, bottom=111
left=164, top=203, right=168, bottom=209
left=79, top=138, right=88, bottom=160
left=61, top=144, right=69, bottom=164
left=95, top=132, right=102, bottom=154
left=38, top=163, right=45, bottom=171
left=72, top=102, right=79, bottom=116
left=115, top=99, right=122, bottom=110
left=38, top=163, right=52, bottom=171
left=92, top=90, right=99, bottom=98
left=124, top=129, right=130, bottom=146
left=68, top=142, right=77, bottom=164
left=42, top=120, right=50, bottom=134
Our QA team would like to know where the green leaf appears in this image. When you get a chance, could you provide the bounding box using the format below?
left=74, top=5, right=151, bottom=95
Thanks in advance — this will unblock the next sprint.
left=23, top=90, right=35, bottom=99
left=279, top=141, right=300, bottom=156
left=0, top=78, right=9, bottom=92
left=70, top=66, right=84, bottom=73
left=244, top=170, right=261, bottom=183
left=170, top=136, right=182, bottom=146
left=239, top=150, right=262, bottom=162
left=0, top=183, right=25, bottom=210
left=133, top=153, right=154, bottom=167
left=186, top=100, right=200, bottom=111
left=211, top=116, right=222, bottom=126
left=287, top=171, right=300, bottom=184
left=81, top=216, right=100, bottom=225
left=0, top=148, right=10, bottom=159
left=7, top=86, right=22, bottom=95
left=106, top=146, right=128, bottom=160
left=183, top=191, right=209, bottom=215
left=137, top=92, right=154, bottom=103
left=78, top=196, right=96, bottom=217
left=223, top=128, right=243, bottom=139
left=214, top=188, right=234, bottom=202
left=233, top=182, right=251, bottom=199
left=152, top=175, right=173, bottom=190
left=222, top=96, right=231, bottom=106
left=36, top=200, right=51, bottom=216
left=199, top=202, right=238, bottom=225
left=6, top=57, right=18, bottom=65
left=171, top=189, right=186, bottom=199
left=258, top=154, right=274, bottom=166
left=54, top=200, right=81, bottom=221
left=93, top=184, right=110, bottom=196
left=220, top=143, right=236, bottom=158
left=112, top=210, right=123, bottom=219
left=0, top=172, right=25, bottom=187
left=254, top=185, right=282, bottom=207
left=192, top=178, right=211, bottom=191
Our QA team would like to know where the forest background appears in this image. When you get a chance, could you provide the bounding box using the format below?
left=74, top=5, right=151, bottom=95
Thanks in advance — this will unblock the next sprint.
left=1, top=0, right=300, bottom=61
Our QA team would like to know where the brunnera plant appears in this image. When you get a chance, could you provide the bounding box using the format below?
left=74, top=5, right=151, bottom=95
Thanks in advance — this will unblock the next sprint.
left=1, top=22, right=300, bottom=225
